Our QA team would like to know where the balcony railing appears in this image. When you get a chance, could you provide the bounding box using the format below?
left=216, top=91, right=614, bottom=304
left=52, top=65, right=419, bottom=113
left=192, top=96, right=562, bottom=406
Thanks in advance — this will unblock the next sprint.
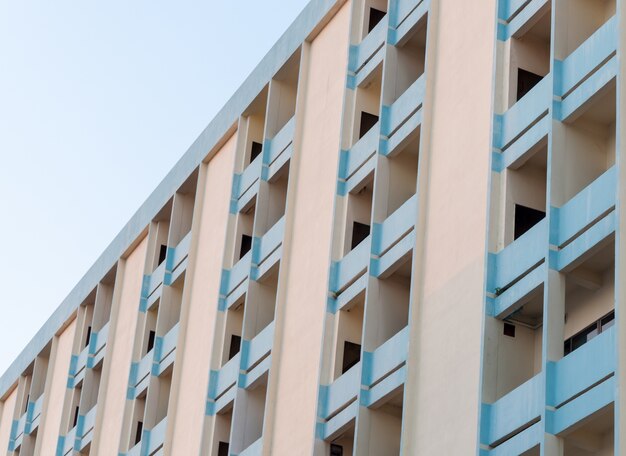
left=361, top=327, right=408, bottom=407
left=241, top=322, right=275, bottom=373
left=388, top=0, right=429, bottom=45
left=219, top=250, right=252, bottom=311
left=480, top=373, right=543, bottom=448
left=330, top=236, right=371, bottom=295
left=251, top=217, right=285, bottom=279
left=488, top=218, right=547, bottom=293
left=207, top=353, right=240, bottom=415
left=240, top=437, right=263, bottom=456
left=154, top=323, right=180, bottom=375
left=75, top=405, right=98, bottom=451
left=338, top=122, right=379, bottom=196
left=140, top=261, right=166, bottom=312
left=348, top=16, right=388, bottom=86
left=231, top=154, right=263, bottom=214
left=128, top=349, right=154, bottom=398
left=262, top=116, right=295, bottom=180
left=497, top=0, right=549, bottom=41
left=372, top=195, right=417, bottom=257
left=318, top=362, right=361, bottom=421
left=145, top=417, right=167, bottom=455
left=165, top=231, right=192, bottom=285
left=380, top=76, right=425, bottom=155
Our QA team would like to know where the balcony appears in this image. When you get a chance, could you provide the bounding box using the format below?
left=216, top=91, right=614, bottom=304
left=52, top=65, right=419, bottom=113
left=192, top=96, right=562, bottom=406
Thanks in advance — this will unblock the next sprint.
left=348, top=16, right=388, bottom=88
left=380, top=76, right=425, bottom=156
left=89, top=321, right=110, bottom=368
left=251, top=217, right=285, bottom=281
left=68, top=345, right=90, bottom=388
left=154, top=323, right=180, bottom=376
left=75, top=405, right=98, bottom=451
left=219, top=250, right=252, bottom=311
left=262, top=116, right=295, bottom=181
left=231, top=154, right=263, bottom=214
left=487, top=218, right=547, bottom=295
left=8, top=410, right=27, bottom=451
left=27, top=394, right=44, bottom=433
left=317, top=362, right=361, bottom=441
left=554, top=16, right=617, bottom=122
left=165, top=231, right=191, bottom=285
left=338, top=123, right=379, bottom=196
left=239, top=322, right=275, bottom=390
left=144, top=417, right=167, bottom=456
left=140, top=261, right=166, bottom=312
left=330, top=236, right=371, bottom=295
left=493, top=75, right=551, bottom=161
left=546, top=327, right=615, bottom=435
left=128, top=349, right=155, bottom=399
left=207, top=352, right=240, bottom=415
left=361, top=327, right=408, bottom=407
left=480, top=373, right=543, bottom=449
left=371, top=195, right=416, bottom=277
left=497, top=0, right=550, bottom=41
left=57, top=425, right=77, bottom=456
left=550, top=166, right=616, bottom=272
left=388, top=0, right=429, bottom=45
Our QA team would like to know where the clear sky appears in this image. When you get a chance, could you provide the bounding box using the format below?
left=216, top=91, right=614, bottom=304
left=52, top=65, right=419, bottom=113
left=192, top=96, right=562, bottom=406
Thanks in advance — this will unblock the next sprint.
left=0, top=0, right=310, bottom=374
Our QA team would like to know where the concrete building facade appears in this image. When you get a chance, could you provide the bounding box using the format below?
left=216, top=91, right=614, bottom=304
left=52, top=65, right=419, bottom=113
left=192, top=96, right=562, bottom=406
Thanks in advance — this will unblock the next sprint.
left=0, top=0, right=622, bottom=454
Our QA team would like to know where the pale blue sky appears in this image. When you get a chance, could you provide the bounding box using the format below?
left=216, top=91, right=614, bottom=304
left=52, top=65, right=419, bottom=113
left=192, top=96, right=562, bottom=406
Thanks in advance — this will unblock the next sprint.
left=0, top=0, right=310, bottom=374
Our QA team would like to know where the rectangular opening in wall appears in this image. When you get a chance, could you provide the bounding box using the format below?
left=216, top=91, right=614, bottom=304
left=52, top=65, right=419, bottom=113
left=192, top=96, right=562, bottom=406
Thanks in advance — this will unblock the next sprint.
left=158, top=244, right=167, bottom=265
left=240, top=234, right=253, bottom=259
left=72, top=405, right=80, bottom=428
left=147, top=330, right=156, bottom=353
left=368, top=8, right=386, bottom=33
left=331, top=443, right=344, bottom=456
left=342, top=341, right=361, bottom=374
left=85, top=326, right=92, bottom=348
left=250, top=141, right=263, bottom=163
left=351, top=222, right=370, bottom=250
left=135, top=420, right=143, bottom=445
left=514, top=204, right=545, bottom=240
left=218, top=441, right=229, bottom=456
left=517, top=69, right=543, bottom=101
left=228, top=335, right=242, bottom=360
left=359, top=112, right=379, bottom=139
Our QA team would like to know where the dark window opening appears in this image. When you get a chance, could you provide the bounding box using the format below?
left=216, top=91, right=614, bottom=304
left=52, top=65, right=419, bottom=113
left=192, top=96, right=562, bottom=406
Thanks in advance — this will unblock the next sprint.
left=514, top=204, right=545, bottom=240
left=359, top=112, right=379, bottom=139
left=85, top=326, right=92, bottom=348
left=517, top=69, right=543, bottom=101
left=503, top=323, right=516, bottom=338
left=368, top=8, right=386, bottom=33
left=250, top=141, right=263, bottom=163
left=351, top=222, right=371, bottom=250
left=330, top=443, right=344, bottom=456
left=147, top=330, right=156, bottom=353
left=73, top=405, right=80, bottom=428
left=218, top=441, right=230, bottom=456
left=158, top=244, right=168, bottom=265
left=342, top=341, right=361, bottom=374
left=228, top=335, right=242, bottom=361
left=240, top=234, right=253, bottom=259
left=24, top=394, right=29, bottom=413
left=135, top=420, right=144, bottom=445
left=564, top=311, right=614, bottom=356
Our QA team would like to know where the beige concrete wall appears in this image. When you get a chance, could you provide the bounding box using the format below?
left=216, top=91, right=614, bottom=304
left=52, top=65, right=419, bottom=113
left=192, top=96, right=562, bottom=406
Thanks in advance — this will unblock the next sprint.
left=262, top=2, right=351, bottom=454
left=35, top=319, right=76, bottom=456
left=402, top=0, right=496, bottom=453
left=166, top=132, right=237, bottom=455
left=91, top=237, right=147, bottom=454
left=0, top=387, right=17, bottom=455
